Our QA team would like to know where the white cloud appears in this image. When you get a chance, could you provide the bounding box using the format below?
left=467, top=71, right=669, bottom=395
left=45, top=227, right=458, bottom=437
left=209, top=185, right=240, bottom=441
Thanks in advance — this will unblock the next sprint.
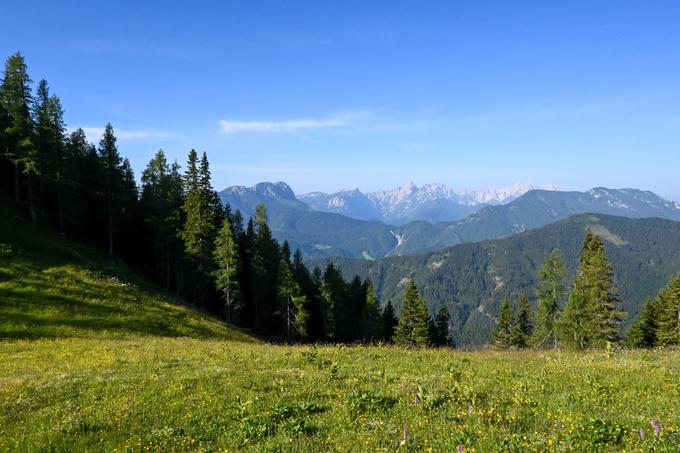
left=219, top=110, right=368, bottom=134
left=79, top=127, right=175, bottom=142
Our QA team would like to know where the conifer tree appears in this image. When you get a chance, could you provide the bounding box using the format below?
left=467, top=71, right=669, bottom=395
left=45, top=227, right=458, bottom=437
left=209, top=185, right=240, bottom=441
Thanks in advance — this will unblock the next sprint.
left=655, top=272, right=680, bottom=346
left=1, top=52, right=36, bottom=213
left=430, top=306, right=452, bottom=347
left=180, top=149, right=215, bottom=273
left=382, top=300, right=398, bottom=343
left=250, top=203, right=280, bottom=334
left=213, top=216, right=239, bottom=321
left=359, top=280, right=382, bottom=342
left=98, top=123, right=122, bottom=254
left=394, top=280, right=430, bottom=347
left=277, top=258, right=308, bottom=342
left=533, top=250, right=566, bottom=347
left=510, top=293, right=532, bottom=348
left=626, top=298, right=657, bottom=348
left=558, top=230, right=625, bottom=349
left=492, top=297, right=515, bottom=348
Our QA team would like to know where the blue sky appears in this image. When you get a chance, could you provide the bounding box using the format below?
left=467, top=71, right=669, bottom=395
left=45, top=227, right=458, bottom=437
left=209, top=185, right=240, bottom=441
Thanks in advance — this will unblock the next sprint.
left=3, top=1, right=680, bottom=199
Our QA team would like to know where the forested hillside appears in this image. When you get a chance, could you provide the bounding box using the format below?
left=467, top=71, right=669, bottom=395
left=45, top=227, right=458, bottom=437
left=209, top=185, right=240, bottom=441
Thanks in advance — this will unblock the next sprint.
left=313, top=214, right=680, bottom=345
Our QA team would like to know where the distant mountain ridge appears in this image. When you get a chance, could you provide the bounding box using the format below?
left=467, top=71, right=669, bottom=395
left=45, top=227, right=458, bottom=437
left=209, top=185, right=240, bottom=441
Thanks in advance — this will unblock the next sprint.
left=219, top=182, right=680, bottom=260
left=300, top=182, right=557, bottom=224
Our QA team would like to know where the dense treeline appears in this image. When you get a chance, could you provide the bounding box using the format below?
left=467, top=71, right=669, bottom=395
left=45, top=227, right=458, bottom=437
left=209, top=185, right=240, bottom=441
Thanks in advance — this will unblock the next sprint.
left=1, top=52, right=459, bottom=346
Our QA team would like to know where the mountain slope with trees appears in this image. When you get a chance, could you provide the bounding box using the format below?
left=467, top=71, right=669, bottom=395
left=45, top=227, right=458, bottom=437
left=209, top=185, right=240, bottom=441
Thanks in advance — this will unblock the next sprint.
left=313, top=214, right=680, bottom=345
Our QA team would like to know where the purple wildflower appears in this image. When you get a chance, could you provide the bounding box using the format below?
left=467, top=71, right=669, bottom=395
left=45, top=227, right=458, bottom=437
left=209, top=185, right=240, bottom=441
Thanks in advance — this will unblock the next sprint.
left=458, top=444, right=465, bottom=453
left=651, top=418, right=661, bottom=436
left=639, top=428, right=645, bottom=440
left=403, top=422, right=409, bottom=442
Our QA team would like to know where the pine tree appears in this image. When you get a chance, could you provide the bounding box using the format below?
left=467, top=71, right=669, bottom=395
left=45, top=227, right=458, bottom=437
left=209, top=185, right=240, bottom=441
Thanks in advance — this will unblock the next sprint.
left=533, top=250, right=566, bottom=347
left=626, top=298, right=657, bottom=348
left=180, top=150, right=215, bottom=273
left=655, top=272, right=680, bottom=346
left=492, top=297, right=515, bottom=348
left=213, top=216, right=239, bottom=321
left=250, top=203, right=280, bottom=334
left=558, top=230, right=625, bottom=349
left=430, top=306, right=452, bottom=347
left=510, top=293, right=532, bottom=348
left=359, top=280, right=382, bottom=342
left=1, top=52, right=36, bottom=215
left=97, top=123, right=123, bottom=254
left=277, top=258, right=308, bottom=342
left=382, top=300, right=398, bottom=343
left=394, top=280, right=430, bottom=347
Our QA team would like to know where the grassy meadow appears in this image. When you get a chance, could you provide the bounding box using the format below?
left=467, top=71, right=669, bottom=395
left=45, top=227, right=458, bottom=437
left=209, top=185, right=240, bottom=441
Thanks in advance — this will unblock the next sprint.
left=1, top=203, right=679, bottom=452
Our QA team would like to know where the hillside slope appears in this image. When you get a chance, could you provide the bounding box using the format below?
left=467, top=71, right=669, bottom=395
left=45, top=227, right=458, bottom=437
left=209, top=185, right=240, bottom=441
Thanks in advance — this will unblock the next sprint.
left=0, top=202, right=255, bottom=342
left=314, top=214, right=680, bottom=345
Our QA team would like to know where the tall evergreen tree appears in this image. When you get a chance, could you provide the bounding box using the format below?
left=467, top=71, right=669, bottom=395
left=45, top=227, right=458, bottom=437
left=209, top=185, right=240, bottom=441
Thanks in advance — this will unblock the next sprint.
left=492, top=297, right=515, bottom=348
left=250, top=203, right=280, bottom=334
left=655, top=272, right=680, bottom=346
left=394, top=280, right=430, bottom=347
left=382, top=300, right=398, bottom=343
left=180, top=149, right=216, bottom=273
left=510, top=293, right=532, bottom=348
left=558, top=230, right=625, bottom=349
left=277, top=258, right=308, bottom=342
left=626, top=298, right=657, bottom=348
left=359, top=280, right=382, bottom=342
left=1, top=52, right=36, bottom=215
left=97, top=123, right=122, bottom=255
left=213, top=217, right=239, bottom=321
left=430, top=306, right=452, bottom=347
left=533, top=250, right=566, bottom=347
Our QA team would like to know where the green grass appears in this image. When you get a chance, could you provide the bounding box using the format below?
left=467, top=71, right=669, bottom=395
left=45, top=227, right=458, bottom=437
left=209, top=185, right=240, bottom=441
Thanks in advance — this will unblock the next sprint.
left=1, top=203, right=679, bottom=451
left=0, top=202, right=253, bottom=342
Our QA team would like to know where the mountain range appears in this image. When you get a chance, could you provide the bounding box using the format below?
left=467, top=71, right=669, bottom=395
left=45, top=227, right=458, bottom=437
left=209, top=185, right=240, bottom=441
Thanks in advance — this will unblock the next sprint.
left=308, top=214, right=680, bottom=345
left=299, top=182, right=556, bottom=224
left=219, top=182, right=680, bottom=259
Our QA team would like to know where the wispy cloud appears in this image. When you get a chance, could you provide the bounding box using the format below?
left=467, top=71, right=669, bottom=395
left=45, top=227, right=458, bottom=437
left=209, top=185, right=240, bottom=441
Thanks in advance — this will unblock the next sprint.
left=79, top=127, right=176, bottom=142
left=219, top=110, right=369, bottom=134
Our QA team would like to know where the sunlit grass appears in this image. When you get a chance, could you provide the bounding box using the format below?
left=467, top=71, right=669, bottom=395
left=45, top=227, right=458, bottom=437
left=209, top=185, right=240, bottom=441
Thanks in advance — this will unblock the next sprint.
left=0, top=341, right=678, bottom=451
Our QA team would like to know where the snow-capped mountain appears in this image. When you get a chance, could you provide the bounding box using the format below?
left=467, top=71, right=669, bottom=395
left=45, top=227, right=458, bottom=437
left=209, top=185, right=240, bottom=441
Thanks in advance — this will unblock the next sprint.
left=300, top=182, right=557, bottom=224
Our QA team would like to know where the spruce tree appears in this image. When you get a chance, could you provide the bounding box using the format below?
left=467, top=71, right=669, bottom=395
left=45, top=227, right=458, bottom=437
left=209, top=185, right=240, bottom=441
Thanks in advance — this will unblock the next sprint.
left=492, top=297, right=515, bottom=348
left=382, top=300, right=398, bottom=343
left=277, top=258, right=308, bottom=342
left=394, top=280, right=430, bottom=347
left=180, top=149, right=215, bottom=273
left=359, top=280, right=382, bottom=342
left=510, top=293, right=532, bottom=348
left=558, top=230, right=625, bottom=349
left=97, top=123, right=122, bottom=254
left=626, top=298, right=657, bottom=348
left=533, top=250, right=566, bottom=347
left=655, top=272, right=680, bottom=346
left=430, top=306, right=452, bottom=347
left=250, top=203, right=280, bottom=334
left=213, top=216, right=239, bottom=321
left=1, top=52, right=36, bottom=214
